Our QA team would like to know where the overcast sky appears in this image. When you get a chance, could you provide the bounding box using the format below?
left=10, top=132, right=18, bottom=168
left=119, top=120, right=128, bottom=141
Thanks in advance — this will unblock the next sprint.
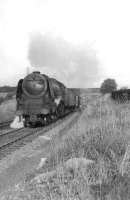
left=0, top=0, right=130, bottom=88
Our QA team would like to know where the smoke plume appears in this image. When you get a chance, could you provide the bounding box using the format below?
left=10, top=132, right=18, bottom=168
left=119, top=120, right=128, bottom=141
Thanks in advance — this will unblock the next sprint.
left=28, top=33, right=101, bottom=88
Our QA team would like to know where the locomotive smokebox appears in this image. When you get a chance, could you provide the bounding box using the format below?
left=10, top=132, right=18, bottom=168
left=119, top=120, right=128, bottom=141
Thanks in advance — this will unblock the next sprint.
left=22, top=72, right=47, bottom=97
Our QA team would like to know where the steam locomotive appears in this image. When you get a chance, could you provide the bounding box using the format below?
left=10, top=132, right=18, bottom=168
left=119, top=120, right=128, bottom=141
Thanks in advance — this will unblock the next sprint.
left=15, top=71, right=80, bottom=127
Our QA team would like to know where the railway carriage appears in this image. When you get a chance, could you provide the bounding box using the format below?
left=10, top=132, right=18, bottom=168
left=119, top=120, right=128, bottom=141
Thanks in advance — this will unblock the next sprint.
left=16, top=71, right=80, bottom=127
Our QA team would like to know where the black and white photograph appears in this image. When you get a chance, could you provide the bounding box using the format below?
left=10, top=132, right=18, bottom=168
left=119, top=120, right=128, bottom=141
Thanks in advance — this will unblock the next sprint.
left=0, top=0, right=130, bottom=199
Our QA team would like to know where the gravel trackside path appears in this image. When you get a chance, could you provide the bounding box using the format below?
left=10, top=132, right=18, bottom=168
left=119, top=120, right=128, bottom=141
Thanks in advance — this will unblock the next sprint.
left=0, top=111, right=81, bottom=194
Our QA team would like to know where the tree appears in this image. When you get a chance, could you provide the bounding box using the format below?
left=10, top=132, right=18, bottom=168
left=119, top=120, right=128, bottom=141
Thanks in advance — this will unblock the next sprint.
left=100, top=78, right=117, bottom=94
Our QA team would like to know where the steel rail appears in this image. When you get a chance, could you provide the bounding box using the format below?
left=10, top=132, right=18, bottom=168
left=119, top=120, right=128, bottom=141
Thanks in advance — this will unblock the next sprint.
left=0, top=109, right=79, bottom=151
left=0, top=120, right=12, bottom=129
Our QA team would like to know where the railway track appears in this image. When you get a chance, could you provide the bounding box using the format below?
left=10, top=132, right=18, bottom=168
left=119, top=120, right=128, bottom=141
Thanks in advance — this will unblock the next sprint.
left=0, top=127, right=42, bottom=149
left=0, top=120, right=12, bottom=129
left=0, top=109, right=80, bottom=159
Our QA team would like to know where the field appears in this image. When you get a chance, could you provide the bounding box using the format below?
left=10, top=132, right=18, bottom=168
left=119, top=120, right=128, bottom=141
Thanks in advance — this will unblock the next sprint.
left=0, top=92, right=8, bottom=98
left=1, top=91, right=130, bottom=200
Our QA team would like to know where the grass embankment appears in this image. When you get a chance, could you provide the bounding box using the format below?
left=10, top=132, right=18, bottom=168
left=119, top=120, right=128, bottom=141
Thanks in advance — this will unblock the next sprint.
left=0, top=98, right=16, bottom=122
left=2, top=95, right=130, bottom=200
left=0, top=92, right=16, bottom=122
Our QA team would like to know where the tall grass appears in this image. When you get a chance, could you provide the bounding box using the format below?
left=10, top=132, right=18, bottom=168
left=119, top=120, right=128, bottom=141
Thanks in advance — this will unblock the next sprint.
left=2, top=95, right=130, bottom=200
left=0, top=99, right=16, bottom=122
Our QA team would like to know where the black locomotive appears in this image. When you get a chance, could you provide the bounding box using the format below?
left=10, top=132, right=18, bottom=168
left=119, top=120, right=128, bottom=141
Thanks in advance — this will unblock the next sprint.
left=16, top=71, right=80, bottom=127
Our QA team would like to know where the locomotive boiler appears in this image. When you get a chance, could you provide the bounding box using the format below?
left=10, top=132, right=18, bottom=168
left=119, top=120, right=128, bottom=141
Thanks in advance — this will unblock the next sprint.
left=15, top=71, right=80, bottom=127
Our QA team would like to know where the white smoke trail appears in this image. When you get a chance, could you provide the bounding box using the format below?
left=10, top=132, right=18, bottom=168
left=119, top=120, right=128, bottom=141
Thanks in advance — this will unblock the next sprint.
left=28, top=34, right=101, bottom=88
left=10, top=115, right=24, bottom=129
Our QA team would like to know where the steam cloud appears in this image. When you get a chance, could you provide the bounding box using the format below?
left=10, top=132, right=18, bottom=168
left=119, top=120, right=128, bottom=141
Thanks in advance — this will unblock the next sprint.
left=28, top=33, right=101, bottom=87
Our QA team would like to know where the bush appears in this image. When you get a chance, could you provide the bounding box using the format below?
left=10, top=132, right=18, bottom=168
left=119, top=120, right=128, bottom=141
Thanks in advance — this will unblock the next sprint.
left=5, top=92, right=14, bottom=100
left=0, top=97, right=4, bottom=104
left=100, top=79, right=117, bottom=94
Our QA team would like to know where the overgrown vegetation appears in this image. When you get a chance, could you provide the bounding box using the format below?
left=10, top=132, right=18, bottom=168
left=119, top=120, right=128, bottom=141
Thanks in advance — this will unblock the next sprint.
left=0, top=98, right=16, bottom=122
left=0, top=92, right=15, bottom=105
left=1, top=94, right=130, bottom=199
left=0, top=97, right=4, bottom=105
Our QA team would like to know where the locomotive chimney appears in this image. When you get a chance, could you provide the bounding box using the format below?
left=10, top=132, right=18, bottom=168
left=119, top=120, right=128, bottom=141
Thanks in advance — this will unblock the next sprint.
left=33, top=71, right=40, bottom=74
